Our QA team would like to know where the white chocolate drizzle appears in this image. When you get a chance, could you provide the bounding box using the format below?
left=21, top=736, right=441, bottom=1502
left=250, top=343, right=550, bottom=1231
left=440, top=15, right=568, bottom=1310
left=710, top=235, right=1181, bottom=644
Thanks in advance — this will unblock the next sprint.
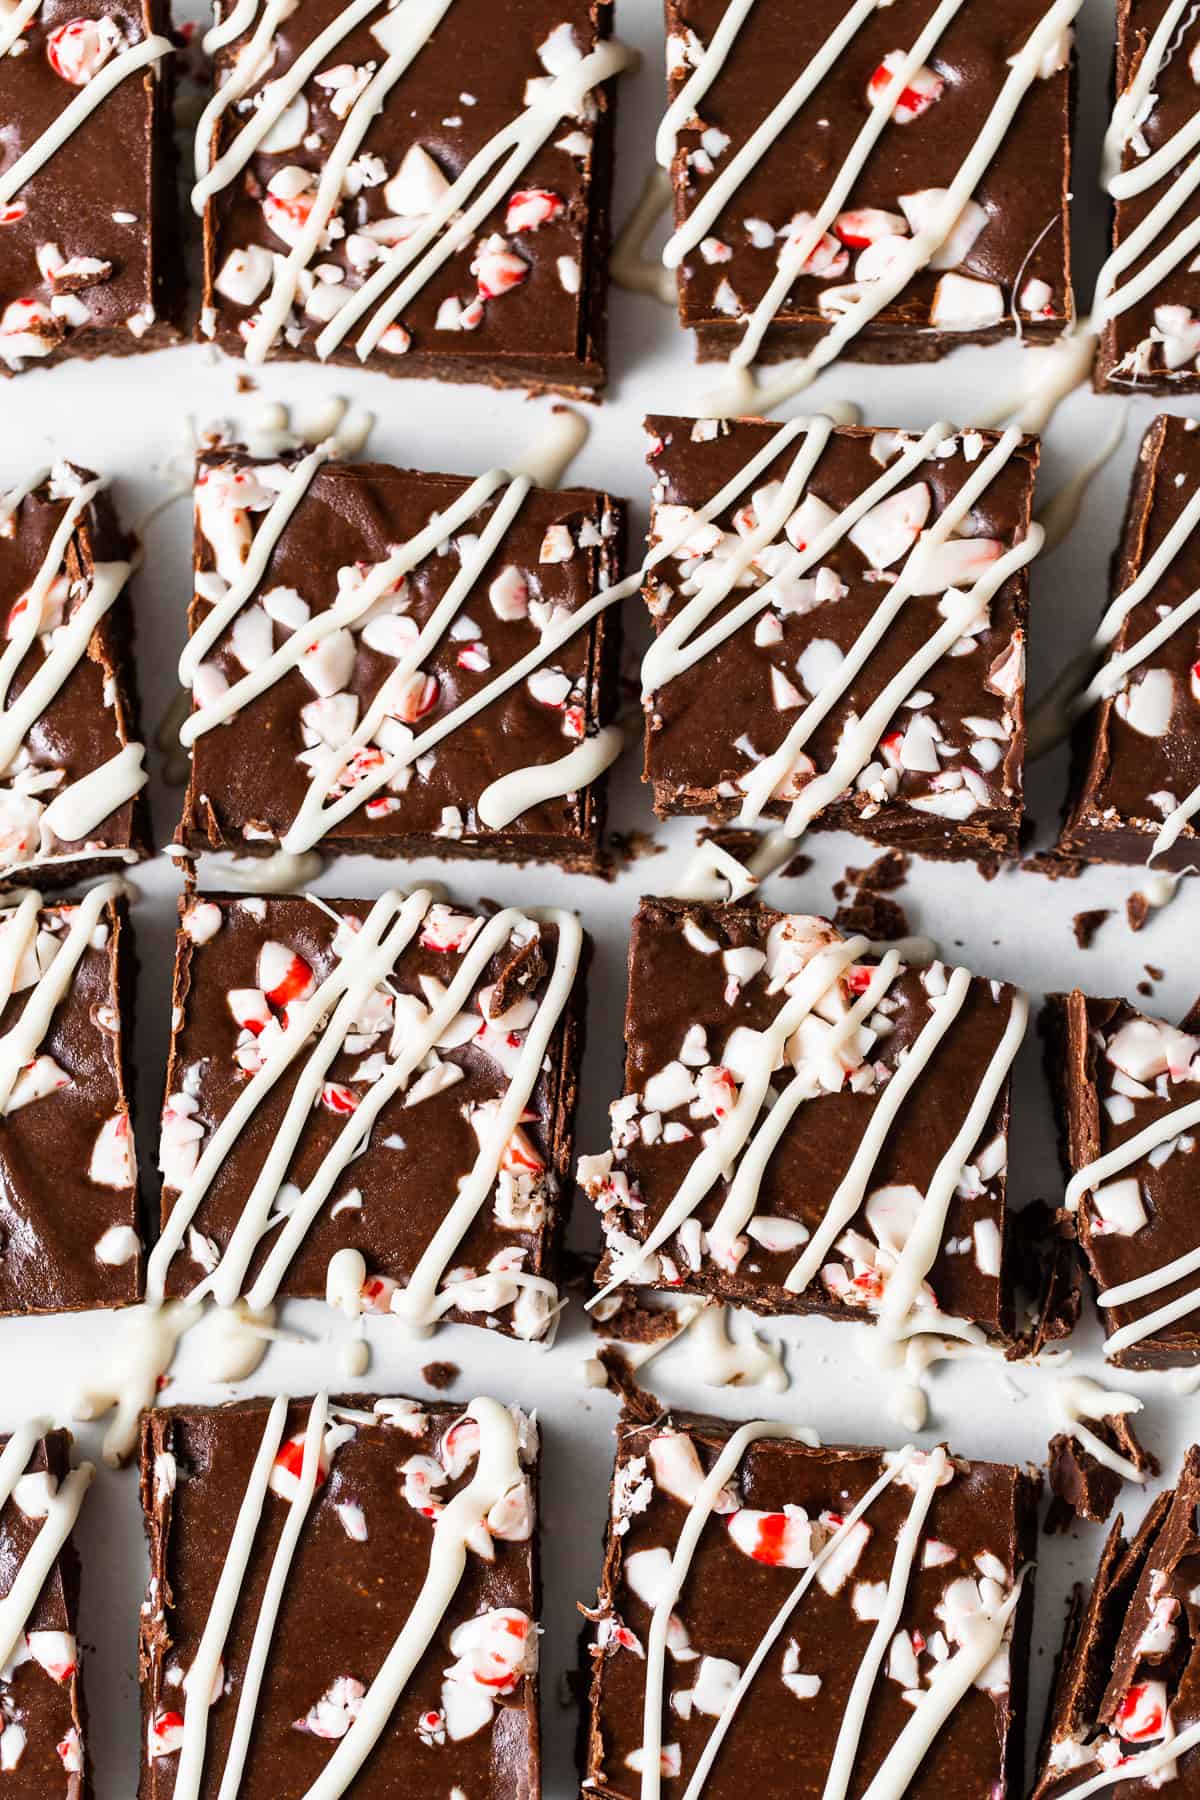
left=73, top=1300, right=199, bottom=1466
left=1051, top=1722, right=1200, bottom=1800
left=1050, top=1375, right=1148, bottom=1483
left=0, top=880, right=123, bottom=1113
left=0, top=1425, right=93, bottom=1672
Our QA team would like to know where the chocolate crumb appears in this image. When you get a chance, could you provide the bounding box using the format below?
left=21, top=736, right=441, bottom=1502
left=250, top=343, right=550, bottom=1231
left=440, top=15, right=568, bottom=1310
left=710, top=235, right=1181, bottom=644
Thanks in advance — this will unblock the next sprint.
left=1146, top=964, right=1164, bottom=981
left=1023, top=848, right=1084, bottom=881
left=420, top=1362, right=460, bottom=1391
left=1137, top=980, right=1153, bottom=997
left=1127, top=891, right=1151, bottom=932
left=834, top=892, right=910, bottom=941
left=608, top=829, right=666, bottom=865
left=1072, top=909, right=1111, bottom=950
left=1045, top=1412, right=1158, bottom=1534
left=235, top=373, right=257, bottom=393
left=845, top=851, right=909, bottom=892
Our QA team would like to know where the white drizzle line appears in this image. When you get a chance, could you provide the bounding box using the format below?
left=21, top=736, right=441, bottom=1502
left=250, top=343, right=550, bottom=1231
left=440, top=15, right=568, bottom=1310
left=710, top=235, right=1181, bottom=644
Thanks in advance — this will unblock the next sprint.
left=315, top=38, right=636, bottom=364
left=0, top=1416, right=51, bottom=1514
left=587, top=935, right=870, bottom=1309
left=1151, top=780, right=1200, bottom=862
left=299, top=1397, right=522, bottom=1800
left=1034, top=404, right=1129, bottom=558
left=611, top=168, right=677, bottom=305
left=0, top=39, right=173, bottom=207
left=244, top=0, right=457, bottom=363
left=857, top=1568, right=1027, bottom=1800
left=661, top=0, right=883, bottom=274
left=1052, top=1721, right=1200, bottom=1800
left=0, top=0, right=41, bottom=59
left=37, top=744, right=147, bottom=851
left=678, top=1446, right=914, bottom=1800
left=476, top=724, right=624, bottom=829
left=202, top=0, right=261, bottom=53
left=656, top=0, right=757, bottom=166
left=1050, top=1375, right=1148, bottom=1483
left=823, top=1447, right=948, bottom=1800
left=0, top=475, right=103, bottom=716
left=0, top=1429, right=93, bottom=1671
left=638, top=1420, right=820, bottom=1800
left=1101, top=0, right=1196, bottom=183
left=0, top=880, right=122, bottom=1113
left=172, top=1394, right=289, bottom=1800
left=192, top=0, right=382, bottom=207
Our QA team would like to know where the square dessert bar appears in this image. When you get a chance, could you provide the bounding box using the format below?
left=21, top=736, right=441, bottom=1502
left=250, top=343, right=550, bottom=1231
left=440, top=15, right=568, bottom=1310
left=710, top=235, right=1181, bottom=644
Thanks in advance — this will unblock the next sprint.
left=155, top=890, right=586, bottom=1341
left=641, top=416, right=1037, bottom=864
left=1045, top=988, right=1200, bottom=1370
left=178, top=448, right=625, bottom=872
left=0, top=463, right=148, bottom=887
left=1058, top=415, right=1200, bottom=871
left=1096, top=1, right=1200, bottom=392
left=1031, top=1447, right=1200, bottom=1795
left=0, top=0, right=182, bottom=373
left=658, top=0, right=1073, bottom=366
left=584, top=1397, right=1039, bottom=1798
left=198, top=0, right=620, bottom=395
left=139, top=1392, right=540, bottom=1798
left=0, top=1425, right=93, bottom=1797
left=580, top=898, right=1026, bottom=1341
left=0, top=886, right=140, bottom=1315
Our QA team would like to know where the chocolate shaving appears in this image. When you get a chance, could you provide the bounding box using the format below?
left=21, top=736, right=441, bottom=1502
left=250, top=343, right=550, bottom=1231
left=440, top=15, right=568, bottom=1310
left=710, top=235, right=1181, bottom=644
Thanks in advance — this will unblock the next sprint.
left=834, top=891, right=910, bottom=941
left=1072, top=909, right=1111, bottom=950
left=420, top=1361, right=460, bottom=1391
left=1127, top=890, right=1151, bottom=932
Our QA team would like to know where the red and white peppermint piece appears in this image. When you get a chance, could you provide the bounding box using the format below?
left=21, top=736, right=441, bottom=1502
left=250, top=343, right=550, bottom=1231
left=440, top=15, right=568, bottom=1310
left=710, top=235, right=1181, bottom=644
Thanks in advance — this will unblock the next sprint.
left=848, top=482, right=930, bottom=571
left=1116, top=1680, right=1169, bottom=1743
left=834, top=208, right=906, bottom=249
left=505, top=189, right=564, bottom=233
left=360, top=1272, right=399, bottom=1313
left=726, top=1507, right=816, bottom=1568
left=475, top=248, right=529, bottom=299
left=320, top=1082, right=359, bottom=1115
left=269, top=1431, right=330, bottom=1503
left=393, top=670, right=439, bottom=722
left=7, top=1054, right=70, bottom=1111
left=27, top=1631, right=77, bottom=1683
left=445, top=1608, right=535, bottom=1696
left=929, top=272, right=1004, bottom=332
left=489, top=564, right=530, bottom=621
left=440, top=1416, right=481, bottom=1479
left=183, top=900, right=222, bottom=944
left=262, top=186, right=316, bottom=248
left=909, top=534, right=1002, bottom=595
left=486, top=1478, right=534, bottom=1542
left=867, top=52, right=944, bottom=121
left=457, top=640, right=491, bottom=672
left=258, top=942, right=315, bottom=1008
left=816, top=1517, right=871, bottom=1592
left=780, top=212, right=848, bottom=278
left=89, top=1112, right=134, bottom=1189
left=294, top=1675, right=366, bottom=1739
left=0, top=203, right=26, bottom=227
left=384, top=143, right=450, bottom=217
left=0, top=1724, right=25, bottom=1771
left=56, top=1728, right=82, bottom=1774
left=47, top=16, right=118, bottom=83
left=419, top=905, right=481, bottom=954
left=148, top=1712, right=184, bottom=1759
left=1019, top=277, right=1054, bottom=317
left=500, top=1125, right=544, bottom=1177
left=228, top=987, right=270, bottom=1035
left=159, top=1092, right=203, bottom=1189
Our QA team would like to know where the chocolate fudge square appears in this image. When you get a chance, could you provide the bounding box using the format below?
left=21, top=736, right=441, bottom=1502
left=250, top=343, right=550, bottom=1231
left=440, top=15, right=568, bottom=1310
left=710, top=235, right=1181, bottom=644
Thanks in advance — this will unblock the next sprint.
left=584, top=1396, right=1039, bottom=1798
left=0, top=0, right=183, bottom=373
left=1046, top=988, right=1200, bottom=1370
left=640, top=416, right=1037, bottom=864
left=1058, top=415, right=1200, bottom=871
left=658, top=0, right=1073, bottom=366
left=1097, top=0, right=1200, bottom=392
left=197, top=0, right=621, bottom=396
left=1031, top=1447, right=1200, bottom=1796
left=0, top=1426, right=93, bottom=1798
left=154, top=890, right=586, bottom=1342
left=580, top=898, right=1025, bottom=1341
left=177, top=448, right=625, bottom=873
left=139, top=1392, right=540, bottom=1798
left=0, top=885, right=140, bottom=1315
left=0, top=463, right=148, bottom=887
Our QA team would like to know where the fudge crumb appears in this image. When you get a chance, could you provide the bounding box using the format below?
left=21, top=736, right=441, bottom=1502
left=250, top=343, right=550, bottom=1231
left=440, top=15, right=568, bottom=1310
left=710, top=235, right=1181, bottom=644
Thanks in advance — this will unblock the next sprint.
left=1022, top=848, right=1084, bottom=881
left=1146, top=964, right=1164, bottom=981
left=834, top=892, right=909, bottom=941
left=235, top=373, right=257, bottom=393
left=608, top=829, right=666, bottom=865
left=420, top=1361, right=460, bottom=1391
left=1045, top=1413, right=1159, bottom=1534
left=845, top=851, right=909, bottom=892
left=1137, top=981, right=1153, bottom=997
left=1127, top=891, right=1151, bottom=932
left=1072, top=909, right=1111, bottom=950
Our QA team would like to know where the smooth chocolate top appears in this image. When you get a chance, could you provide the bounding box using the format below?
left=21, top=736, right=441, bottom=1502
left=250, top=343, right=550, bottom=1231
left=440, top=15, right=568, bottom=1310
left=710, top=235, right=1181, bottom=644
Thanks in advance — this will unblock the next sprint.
left=0, top=896, right=140, bottom=1315
left=584, top=898, right=1019, bottom=1336
left=0, top=0, right=176, bottom=370
left=1101, top=0, right=1200, bottom=387
left=0, top=1430, right=88, bottom=1798
left=201, top=0, right=612, bottom=379
left=0, top=466, right=144, bottom=881
left=181, top=451, right=623, bottom=860
left=641, top=417, right=1035, bottom=859
left=160, top=894, right=582, bottom=1338
left=662, top=0, right=1072, bottom=338
left=140, top=1395, right=539, bottom=1800
left=1061, top=416, right=1200, bottom=863
left=1049, top=988, right=1200, bottom=1369
left=587, top=1406, right=1037, bottom=1799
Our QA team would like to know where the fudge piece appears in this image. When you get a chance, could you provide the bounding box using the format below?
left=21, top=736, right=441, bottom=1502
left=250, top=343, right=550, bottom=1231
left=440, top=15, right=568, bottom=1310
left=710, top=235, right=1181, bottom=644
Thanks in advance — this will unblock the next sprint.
left=0, top=882, right=140, bottom=1315
left=177, top=447, right=625, bottom=871
left=640, top=416, right=1037, bottom=864
left=1096, top=1, right=1200, bottom=391
left=1045, top=988, right=1200, bottom=1370
left=139, top=1391, right=539, bottom=1798
left=197, top=0, right=623, bottom=396
left=0, top=462, right=148, bottom=886
left=1045, top=1376, right=1158, bottom=1533
left=0, top=0, right=182, bottom=373
left=1031, top=1448, right=1200, bottom=1796
left=656, top=0, right=1073, bottom=368
left=152, top=889, right=586, bottom=1342
left=0, top=1424, right=94, bottom=1796
left=1057, top=415, right=1200, bottom=871
left=580, top=898, right=1027, bottom=1342
left=584, top=1391, right=1039, bottom=1798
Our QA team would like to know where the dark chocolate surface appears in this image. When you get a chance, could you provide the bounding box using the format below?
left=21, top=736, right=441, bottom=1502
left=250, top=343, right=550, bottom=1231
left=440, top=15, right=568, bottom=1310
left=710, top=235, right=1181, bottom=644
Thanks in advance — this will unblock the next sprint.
left=139, top=1394, right=539, bottom=1799
left=180, top=450, right=624, bottom=870
left=586, top=1400, right=1038, bottom=1799
left=200, top=0, right=617, bottom=394
left=1059, top=415, right=1200, bottom=871
left=583, top=898, right=1020, bottom=1337
left=0, top=895, right=140, bottom=1316
left=661, top=0, right=1073, bottom=363
left=642, top=417, right=1036, bottom=863
left=0, top=1429, right=90, bottom=1799
left=160, top=893, right=584, bottom=1338
left=0, top=0, right=181, bottom=373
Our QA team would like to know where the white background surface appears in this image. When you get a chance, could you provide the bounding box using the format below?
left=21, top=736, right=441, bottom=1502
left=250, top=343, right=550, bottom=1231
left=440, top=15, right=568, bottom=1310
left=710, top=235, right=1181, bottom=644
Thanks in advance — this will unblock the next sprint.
left=2, top=0, right=1197, bottom=1792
